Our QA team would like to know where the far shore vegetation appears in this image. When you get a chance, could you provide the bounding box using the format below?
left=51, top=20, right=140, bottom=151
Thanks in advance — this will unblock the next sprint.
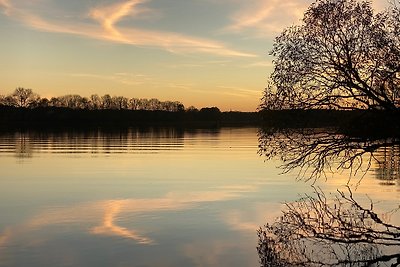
left=1, top=86, right=399, bottom=132
left=0, top=87, right=260, bottom=128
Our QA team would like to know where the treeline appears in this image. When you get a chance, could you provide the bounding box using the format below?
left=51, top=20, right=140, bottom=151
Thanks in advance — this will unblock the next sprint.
left=0, top=87, right=261, bottom=128
left=0, top=87, right=186, bottom=112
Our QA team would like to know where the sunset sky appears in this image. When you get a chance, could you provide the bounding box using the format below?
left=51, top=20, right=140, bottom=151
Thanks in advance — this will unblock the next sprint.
left=0, top=0, right=388, bottom=111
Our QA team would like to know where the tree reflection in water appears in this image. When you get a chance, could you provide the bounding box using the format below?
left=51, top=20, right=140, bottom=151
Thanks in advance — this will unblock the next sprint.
left=258, top=128, right=400, bottom=183
left=258, top=187, right=400, bottom=266
left=258, top=127, right=400, bottom=266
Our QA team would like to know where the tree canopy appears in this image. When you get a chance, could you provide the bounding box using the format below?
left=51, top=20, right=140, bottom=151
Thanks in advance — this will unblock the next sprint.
left=261, top=0, right=400, bottom=111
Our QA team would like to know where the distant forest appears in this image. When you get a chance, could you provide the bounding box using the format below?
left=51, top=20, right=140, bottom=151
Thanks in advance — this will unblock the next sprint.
left=1, top=87, right=188, bottom=112
left=0, top=87, right=260, bottom=128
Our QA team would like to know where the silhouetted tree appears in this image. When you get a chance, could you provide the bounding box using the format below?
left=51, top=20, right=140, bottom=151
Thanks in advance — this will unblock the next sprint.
left=129, top=98, right=140, bottom=110
left=112, top=96, right=128, bottom=110
left=174, top=101, right=185, bottom=112
left=162, top=101, right=185, bottom=112
left=90, top=94, right=101, bottom=110
left=138, top=98, right=150, bottom=110
left=12, top=87, right=39, bottom=108
left=56, top=94, right=89, bottom=109
left=36, top=97, right=49, bottom=108
left=0, top=95, right=16, bottom=106
left=261, top=0, right=400, bottom=111
left=147, top=98, right=161, bottom=110
left=101, top=94, right=112, bottom=109
left=186, top=106, right=199, bottom=112
left=258, top=187, right=400, bottom=266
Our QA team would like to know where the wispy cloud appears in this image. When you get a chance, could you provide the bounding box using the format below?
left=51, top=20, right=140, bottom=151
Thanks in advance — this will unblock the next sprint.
left=0, top=0, right=256, bottom=57
left=0, top=0, right=11, bottom=14
left=226, top=0, right=391, bottom=37
left=244, top=60, right=274, bottom=68
left=216, top=86, right=262, bottom=97
left=225, top=0, right=310, bottom=37
left=89, top=0, right=149, bottom=40
left=69, top=72, right=153, bottom=86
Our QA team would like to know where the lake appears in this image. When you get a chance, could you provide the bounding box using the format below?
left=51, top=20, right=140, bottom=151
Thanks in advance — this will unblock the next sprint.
left=0, top=127, right=399, bottom=266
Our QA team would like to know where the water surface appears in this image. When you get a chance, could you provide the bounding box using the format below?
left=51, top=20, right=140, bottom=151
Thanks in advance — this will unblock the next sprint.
left=0, top=128, right=398, bottom=266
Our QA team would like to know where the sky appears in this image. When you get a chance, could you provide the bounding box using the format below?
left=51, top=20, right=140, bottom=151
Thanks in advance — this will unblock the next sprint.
left=0, top=0, right=389, bottom=111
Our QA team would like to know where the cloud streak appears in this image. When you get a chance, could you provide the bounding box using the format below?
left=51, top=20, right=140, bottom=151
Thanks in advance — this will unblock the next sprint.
left=69, top=72, right=154, bottom=86
left=226, top=0, right=392, bottom=38
left=89, top=0, right=147, bottom=40
left=226, top=0, right=310, bottom=37
left=0, top=0, right=256, bottom=57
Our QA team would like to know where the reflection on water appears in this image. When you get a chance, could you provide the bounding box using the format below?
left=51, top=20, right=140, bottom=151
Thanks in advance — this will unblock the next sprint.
left=1, top=127, right=399, bottom=266
left=257, top=187, right=400, bottom=266
left=0, top=128, right=186, bottom=158
left=258, top=127, right=400, bottom=266
left=374, top=146, right=400, bottom=185
left=0, top=127, right=280, bottom=267
left=258, top=127, right=400, bottom=184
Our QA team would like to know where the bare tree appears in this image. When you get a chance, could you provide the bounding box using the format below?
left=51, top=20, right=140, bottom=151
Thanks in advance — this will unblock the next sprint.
left=36, top=97, right=49, bottom=108
left=261, top=0, right=400, bottom=111
left=56, top=94, right=89, bottom=109
left=112, top=96, right=128, bottom=110
left=12, top=87, right=39, bottom=108
left=0, top=94, right=16, bottom=106
left=101, top=94, right=112, bottom=109
left=129, top=98, right=140, bottom=110
left=89, top=94, right=101, bottom=110
left=186, top=106, right=199, bottom=112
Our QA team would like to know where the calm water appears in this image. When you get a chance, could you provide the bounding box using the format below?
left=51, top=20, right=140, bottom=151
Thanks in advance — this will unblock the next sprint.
left=0, top=127, right=399, bottom=266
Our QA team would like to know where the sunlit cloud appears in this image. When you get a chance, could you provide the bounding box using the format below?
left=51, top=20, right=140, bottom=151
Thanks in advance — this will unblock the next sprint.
left=89, top=0, right=148, bottom=39
left=0, top=0, right=256, bottom=57
left=0, top=0, right=11, bottom=15
left=167, top=82, right=197, bottom=90
left=225, top=0, right=311, bottom=37
left=225, top=0, right=392, bottom=38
